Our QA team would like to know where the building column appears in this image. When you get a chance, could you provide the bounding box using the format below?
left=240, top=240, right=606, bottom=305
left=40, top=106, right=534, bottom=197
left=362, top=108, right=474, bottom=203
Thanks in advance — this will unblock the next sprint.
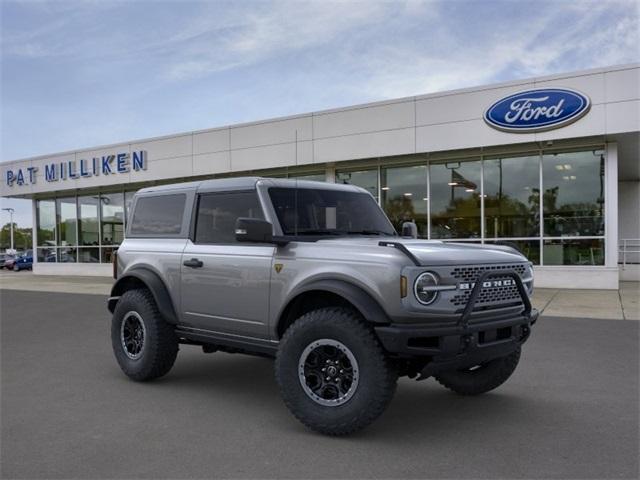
left=31, top=199, right=37, bottom=271
left=605, top=142, right=618, bottom=272
left=325, top=163, right=336, bottom=183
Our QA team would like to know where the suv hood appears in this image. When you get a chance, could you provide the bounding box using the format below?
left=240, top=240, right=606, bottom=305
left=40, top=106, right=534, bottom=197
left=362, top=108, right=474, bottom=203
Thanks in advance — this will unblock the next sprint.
left=315, top=237, right=528, bottom=266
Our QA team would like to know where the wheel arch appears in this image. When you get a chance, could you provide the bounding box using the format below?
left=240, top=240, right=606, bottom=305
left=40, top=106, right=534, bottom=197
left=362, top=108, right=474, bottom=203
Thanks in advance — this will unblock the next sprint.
left=276, top=279, right=390, bottom=338
left=108, top=268, right=178, bottom=324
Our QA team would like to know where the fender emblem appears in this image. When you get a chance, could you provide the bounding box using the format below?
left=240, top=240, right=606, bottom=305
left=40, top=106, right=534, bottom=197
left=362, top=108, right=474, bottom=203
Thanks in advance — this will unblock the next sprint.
left=274, top=263, right=284, bottom=273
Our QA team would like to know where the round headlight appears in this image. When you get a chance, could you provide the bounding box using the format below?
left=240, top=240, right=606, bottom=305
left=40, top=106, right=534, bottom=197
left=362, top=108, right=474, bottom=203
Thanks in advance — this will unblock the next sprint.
left=414, top=272, right=439, bottom=305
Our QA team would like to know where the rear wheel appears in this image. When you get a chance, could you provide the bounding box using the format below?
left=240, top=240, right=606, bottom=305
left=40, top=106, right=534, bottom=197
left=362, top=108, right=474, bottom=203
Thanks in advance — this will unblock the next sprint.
left=275, top=307, right=397, bottom=436
left=434, top=348, right=521, bottom=395
left=111, top=289, right=178, bottom=381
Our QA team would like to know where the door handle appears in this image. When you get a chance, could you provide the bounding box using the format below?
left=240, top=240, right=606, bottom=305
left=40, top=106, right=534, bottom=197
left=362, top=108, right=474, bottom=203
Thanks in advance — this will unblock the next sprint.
left=183, top=258, right=204, bottom=268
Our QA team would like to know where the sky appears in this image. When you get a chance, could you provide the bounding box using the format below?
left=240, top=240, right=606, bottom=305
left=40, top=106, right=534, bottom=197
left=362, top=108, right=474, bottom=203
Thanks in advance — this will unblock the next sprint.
left=1, top=0, right=639, bottom=228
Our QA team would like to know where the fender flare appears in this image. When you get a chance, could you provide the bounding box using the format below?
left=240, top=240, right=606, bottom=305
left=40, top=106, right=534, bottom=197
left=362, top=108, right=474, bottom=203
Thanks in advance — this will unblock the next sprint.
left=108, top=268, right=178, bottom=324
left=280, top=279, right=391, bottom=326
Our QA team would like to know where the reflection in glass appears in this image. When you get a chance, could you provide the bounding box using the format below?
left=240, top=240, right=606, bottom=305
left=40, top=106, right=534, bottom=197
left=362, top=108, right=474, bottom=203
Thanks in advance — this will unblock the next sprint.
left=430, top=160, right=481, bottom=238
left=125, top=191, right=135, bottom=226
left=289, top=173, right=326, bottom=182
left=102, top=246, right=117, bottom=263
left=543, top=238, right=604, bottom=265
left=485, top=240, right=540, bottom=265
left=36, top=200, right=56, bottom=246
left=37, top=247, right=56, bottom=262
left=77, top=247, right=99, bottom=263
left=336, top=169, right=378, bottom=200
left=381, top=165, right=428, bottom=237
left=56, top=197, right=77, bottom=246
left=78, top=196, right=100, bottom=246
left=484, top=156, right=540, bottom=238
left=101, top=193, right=124, bottom=245
left=58, top=247, right=77, bottom=263
left=542, top=151, right=605, bottom=236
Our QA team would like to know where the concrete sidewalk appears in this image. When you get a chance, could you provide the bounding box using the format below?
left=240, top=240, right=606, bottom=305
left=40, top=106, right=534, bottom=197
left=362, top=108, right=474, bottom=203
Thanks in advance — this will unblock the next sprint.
left=0, top=270, right=638, bottom=320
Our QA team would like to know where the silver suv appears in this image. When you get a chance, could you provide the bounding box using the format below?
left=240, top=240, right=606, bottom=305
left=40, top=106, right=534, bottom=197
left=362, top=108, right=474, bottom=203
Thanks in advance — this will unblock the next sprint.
left=108, top=177, right=538, bottom=435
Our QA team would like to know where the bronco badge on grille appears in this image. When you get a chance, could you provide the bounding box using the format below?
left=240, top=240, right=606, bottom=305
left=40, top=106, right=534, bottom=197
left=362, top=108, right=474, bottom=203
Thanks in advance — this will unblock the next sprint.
left=459, top=278, right=515, bottom=290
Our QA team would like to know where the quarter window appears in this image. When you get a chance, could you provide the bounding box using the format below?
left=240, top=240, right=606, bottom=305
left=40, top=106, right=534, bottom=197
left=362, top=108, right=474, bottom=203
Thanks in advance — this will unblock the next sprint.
left=195, top=192, right=264, bottom=244
left=130, top=194, right=186, bottom=236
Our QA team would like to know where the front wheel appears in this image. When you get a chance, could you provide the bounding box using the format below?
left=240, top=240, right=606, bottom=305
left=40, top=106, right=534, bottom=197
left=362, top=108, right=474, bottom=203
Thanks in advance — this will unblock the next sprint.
left=12, top=264, right=19, bottom=272
left=434, top=348, right=521, bottom=396
left=111, top=289, right=179, bottom=381
left=275, top=307, right=397, bottom=436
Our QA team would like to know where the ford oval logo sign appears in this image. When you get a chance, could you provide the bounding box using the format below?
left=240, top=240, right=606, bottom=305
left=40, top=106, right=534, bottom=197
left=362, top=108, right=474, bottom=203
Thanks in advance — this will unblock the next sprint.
left=484, top=88, right=591, bottom=133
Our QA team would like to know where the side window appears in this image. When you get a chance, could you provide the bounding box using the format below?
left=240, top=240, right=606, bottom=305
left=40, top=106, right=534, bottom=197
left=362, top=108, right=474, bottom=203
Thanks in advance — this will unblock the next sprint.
left=195, top=191, right=264, bottom=244
left=129, top=194, right=186, bottom=236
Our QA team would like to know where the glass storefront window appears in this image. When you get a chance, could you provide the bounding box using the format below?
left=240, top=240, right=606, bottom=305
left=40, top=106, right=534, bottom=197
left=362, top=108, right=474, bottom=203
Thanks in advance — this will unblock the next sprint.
left=289, top=173, right=326, bottom=182
left=77, top=247, right=99, bottom=263
left=56, top=197, right=77, bottom=247
left=542, top=151, right=605, bottom=237
left=336, top=169, right=379, bottom=200
left=484, top=155, right=540, bottom=238
left=100, top=193, right=124, bottom=245
left=485, top=240, right=541, bottom=265
left=59, top=247, right=77, bottom=263
left=36, top=247, right=56, bottom=263
left=543, top=238, right=604, bottom=265
left=36, top=200, right=56, bottom=246
left=430, top=160, right=481, bottom=239
left=78, top=195, right=100, bottom=246
left=381, top=165, right=428, bottom=237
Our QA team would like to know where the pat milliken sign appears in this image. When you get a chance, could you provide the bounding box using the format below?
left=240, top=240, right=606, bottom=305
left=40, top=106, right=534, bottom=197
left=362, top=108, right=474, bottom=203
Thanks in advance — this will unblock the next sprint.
left=4, top=150, right=147, bottom=187
left=484, top=88, right=591, bottom=133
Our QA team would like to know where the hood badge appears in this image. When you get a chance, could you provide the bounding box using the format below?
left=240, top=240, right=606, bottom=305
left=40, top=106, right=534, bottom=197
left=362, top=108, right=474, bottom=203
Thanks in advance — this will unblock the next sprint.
left=274, top=263, right=284, bottom=273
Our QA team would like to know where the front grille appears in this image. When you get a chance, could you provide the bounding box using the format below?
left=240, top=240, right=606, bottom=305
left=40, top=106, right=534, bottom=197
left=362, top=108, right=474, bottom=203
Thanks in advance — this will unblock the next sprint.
left=449, top=263, right=527, bottom=309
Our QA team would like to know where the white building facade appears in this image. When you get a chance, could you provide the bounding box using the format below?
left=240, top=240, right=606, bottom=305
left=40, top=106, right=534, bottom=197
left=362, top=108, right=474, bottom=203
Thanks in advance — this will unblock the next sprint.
left=1, top=64, right=638, bottom=289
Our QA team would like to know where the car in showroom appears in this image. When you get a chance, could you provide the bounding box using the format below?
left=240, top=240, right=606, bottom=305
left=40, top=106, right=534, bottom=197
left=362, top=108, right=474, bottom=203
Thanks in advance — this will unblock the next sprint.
left=107, top=178, right=537, bottom=435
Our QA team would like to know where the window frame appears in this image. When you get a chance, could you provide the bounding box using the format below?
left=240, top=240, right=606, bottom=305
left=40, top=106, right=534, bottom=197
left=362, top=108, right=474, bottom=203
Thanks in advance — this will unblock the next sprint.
left=127, top=191, right=192, bottom=239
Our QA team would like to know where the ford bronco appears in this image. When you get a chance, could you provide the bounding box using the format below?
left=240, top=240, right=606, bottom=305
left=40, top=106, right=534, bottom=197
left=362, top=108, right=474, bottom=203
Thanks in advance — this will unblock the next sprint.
left=108, top=177, right=537, bottom=435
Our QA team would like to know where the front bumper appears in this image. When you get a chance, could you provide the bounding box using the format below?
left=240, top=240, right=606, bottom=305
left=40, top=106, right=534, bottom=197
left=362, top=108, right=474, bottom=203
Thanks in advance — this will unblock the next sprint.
left=375, top=269, right=538, bottom=376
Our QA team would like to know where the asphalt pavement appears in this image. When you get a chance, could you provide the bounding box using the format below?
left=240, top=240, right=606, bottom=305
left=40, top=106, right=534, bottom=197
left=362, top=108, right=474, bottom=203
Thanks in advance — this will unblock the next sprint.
left=1, top=290, right=638, bottom=479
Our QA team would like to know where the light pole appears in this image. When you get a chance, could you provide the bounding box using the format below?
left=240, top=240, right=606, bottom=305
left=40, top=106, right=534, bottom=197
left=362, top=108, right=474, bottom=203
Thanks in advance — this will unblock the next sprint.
left=2, top=207, right=15, bottom=251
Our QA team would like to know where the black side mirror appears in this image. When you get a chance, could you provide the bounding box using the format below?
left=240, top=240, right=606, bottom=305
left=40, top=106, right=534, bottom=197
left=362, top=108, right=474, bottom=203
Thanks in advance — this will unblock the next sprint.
left=401, top=221, right=418, bottom=239
left=236, top=217, right=283, bottom=244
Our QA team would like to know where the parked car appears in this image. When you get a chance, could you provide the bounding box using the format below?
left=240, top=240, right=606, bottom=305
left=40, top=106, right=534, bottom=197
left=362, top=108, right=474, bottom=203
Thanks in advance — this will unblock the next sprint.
left=108, top=178, right=537, bottom=435
left=0, top=253, right=8, bottom=269
left=3, top=254, right=17, bottom=270
left=12, top=250, right=33, bottom=271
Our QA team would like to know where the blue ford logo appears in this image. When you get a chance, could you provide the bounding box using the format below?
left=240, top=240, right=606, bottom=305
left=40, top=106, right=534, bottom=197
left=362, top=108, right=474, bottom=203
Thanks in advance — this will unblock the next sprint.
left=484, top=88, right=590, bottom=132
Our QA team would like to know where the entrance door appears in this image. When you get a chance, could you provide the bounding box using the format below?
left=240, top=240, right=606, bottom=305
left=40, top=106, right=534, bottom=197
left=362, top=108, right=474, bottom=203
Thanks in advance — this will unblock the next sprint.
left=181, top=190, right=274, bottom=339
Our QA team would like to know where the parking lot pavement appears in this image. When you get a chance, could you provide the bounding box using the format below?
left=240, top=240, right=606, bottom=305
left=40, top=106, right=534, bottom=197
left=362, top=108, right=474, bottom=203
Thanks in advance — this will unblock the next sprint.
left=1, top=290, right=638, bottom=479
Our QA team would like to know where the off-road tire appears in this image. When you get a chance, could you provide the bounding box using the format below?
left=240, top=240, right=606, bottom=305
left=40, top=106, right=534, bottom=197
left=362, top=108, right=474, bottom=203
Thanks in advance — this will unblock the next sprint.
left=435, top=348, right=521, bottom=395
left=111, top=288, right=178, bottom=381
left=275, top=307, right=397, bottom=436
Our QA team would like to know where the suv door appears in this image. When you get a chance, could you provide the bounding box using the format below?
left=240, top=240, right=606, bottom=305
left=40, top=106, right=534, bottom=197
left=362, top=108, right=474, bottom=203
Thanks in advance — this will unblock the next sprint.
left=180, top=190, right=274, bottom=339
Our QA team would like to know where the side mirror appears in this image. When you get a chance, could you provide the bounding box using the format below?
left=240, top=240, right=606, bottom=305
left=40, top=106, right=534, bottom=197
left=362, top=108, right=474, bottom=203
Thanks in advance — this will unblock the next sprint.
left=401, top=221, right=418, bottom=239
left=235, top=218, right=274, bottom=243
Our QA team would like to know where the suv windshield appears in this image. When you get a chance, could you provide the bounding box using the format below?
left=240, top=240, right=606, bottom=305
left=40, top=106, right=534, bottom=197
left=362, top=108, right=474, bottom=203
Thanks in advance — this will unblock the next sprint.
left=268, top=187, right=396, bottom=237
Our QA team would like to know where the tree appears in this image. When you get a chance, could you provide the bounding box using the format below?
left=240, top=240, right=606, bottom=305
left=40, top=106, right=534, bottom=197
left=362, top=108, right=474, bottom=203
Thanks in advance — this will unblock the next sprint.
left=0, top=223, right=32, bottom=251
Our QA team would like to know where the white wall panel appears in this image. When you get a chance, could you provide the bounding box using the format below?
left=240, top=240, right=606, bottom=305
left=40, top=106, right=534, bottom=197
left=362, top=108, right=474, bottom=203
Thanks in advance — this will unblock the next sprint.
left=605, top=68, right=640, bottom=103
left=131, top=156, right=192, bottom=183
left=230, top=116, right=312, bottom=150
left=193, top=151, right=231, bottom=175
left=534, top=73, right=606, bottom=105
left=416, top=84, right=535, bottom=126
left=416, top=119, right=535, bottom=152
left=313, top=101, right=414, bottom=139
left=231, top=143, right=294, bottom=172
left=130, top=134, right=192, bottom=161
left=314, top=128, right=414, bottom=163
left=193, top=129, right=229, bottom=154
left=605, top=100, right=640, bottom=134
left=535, top=104, right=607, bottom=142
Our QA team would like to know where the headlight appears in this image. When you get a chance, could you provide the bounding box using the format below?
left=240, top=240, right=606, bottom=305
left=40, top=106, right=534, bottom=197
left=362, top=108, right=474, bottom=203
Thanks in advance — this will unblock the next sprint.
left=414, top=272, right=439, bottom=305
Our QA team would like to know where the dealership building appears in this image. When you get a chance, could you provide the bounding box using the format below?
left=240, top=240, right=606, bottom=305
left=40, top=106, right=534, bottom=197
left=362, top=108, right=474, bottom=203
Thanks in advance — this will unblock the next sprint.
left=1, top=63, right=638, bottom=289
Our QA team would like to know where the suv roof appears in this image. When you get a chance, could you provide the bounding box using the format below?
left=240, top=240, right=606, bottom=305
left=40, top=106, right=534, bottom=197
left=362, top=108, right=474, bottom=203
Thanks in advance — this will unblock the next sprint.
left=137, top=177, right=368, bottom=195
